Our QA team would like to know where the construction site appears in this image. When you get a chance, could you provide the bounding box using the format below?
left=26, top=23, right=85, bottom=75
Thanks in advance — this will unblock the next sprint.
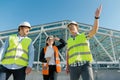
left=0, top=20, right=120, bottom=80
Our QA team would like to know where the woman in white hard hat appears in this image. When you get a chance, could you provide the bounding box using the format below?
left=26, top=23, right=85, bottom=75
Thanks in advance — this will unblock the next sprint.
left=0, top=21, right=34, bottom=80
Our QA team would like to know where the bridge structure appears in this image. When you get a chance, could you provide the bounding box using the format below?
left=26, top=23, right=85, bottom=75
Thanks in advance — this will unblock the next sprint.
left=1, top=20, right=120, bottom=80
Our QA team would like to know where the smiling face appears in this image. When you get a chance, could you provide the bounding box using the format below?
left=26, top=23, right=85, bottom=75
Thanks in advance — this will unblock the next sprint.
left=46, top=37, right=55, bottom=46
left=19, top=26, right=30, bottom=36
left=47, top=38, right=54, bottom=45
left=68, top=24, right=79, bottom=36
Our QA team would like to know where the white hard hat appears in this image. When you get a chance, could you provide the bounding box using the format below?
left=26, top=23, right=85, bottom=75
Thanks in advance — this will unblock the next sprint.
left=70, top=21, right=78, bottom=24
left=68, top=21, right=78, bottom=27
left=19, top=21, right=31, bottom=28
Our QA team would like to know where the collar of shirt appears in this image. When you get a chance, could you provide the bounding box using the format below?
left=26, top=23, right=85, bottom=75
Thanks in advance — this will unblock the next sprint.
left=17, top=34, right=26, bottom=42
left=71, top=32, right=79, bottom=39
left=48, top=45, right=53, bottom=48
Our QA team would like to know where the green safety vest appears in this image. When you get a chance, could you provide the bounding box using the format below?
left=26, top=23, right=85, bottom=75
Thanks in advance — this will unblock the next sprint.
left=1, top=34, right=32, bottom=66
left=67, top=33, right=93, bottom=65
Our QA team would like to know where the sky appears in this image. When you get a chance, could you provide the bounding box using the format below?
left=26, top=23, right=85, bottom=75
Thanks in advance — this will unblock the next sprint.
left=0, top=0, right=120, bottom=31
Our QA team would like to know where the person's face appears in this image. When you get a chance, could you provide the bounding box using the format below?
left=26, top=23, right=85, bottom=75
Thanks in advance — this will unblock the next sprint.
left=68, top=24, right=78, bottom=36
left=19, top=26, right=30, bottom=36
left=47, top=38, right=54, bottom=45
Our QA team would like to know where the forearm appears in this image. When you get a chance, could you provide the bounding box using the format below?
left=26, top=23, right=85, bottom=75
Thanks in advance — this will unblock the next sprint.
left=28, top=43, right=34, bottom=68
left=28, top=55, right=34, bottom=68
left=39, top=49, right=47, bottom=62
left=66, top=52, right=69, bottom=67
left=0, top=38, right=9, bottom=61
left=88, top=18, right=99, bottom=38
left=93, top=18, right=99, bottom=33
left=46, top=57, right=51, bottom=63
left=57, top=39, right=66, bottom=49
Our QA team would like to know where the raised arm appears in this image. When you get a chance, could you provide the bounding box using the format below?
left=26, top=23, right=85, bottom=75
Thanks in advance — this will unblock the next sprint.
left=88, top=5, right=102, bottom=38
left=55, top=37, right=66, bottom=50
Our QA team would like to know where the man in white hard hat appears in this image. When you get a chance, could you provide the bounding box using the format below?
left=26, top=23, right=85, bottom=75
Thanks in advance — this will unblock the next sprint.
left=0, top=21, right=34, bottom=80
left=66, top=5, right=102, bottom=80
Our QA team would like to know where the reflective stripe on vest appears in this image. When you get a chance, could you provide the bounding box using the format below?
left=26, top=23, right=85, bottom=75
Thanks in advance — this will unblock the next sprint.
left=42, top=46, right=61, bottom=75
left=67, top=33, right=93, bottom=65
left=42, top=63, right=49, bottom=75
left=1, top=34, right=32, bottom=66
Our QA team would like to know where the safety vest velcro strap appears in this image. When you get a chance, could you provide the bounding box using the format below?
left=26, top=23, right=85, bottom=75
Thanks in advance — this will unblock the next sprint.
left=4, top=56, right=28, bottom=62
left=68, top=43, right=88, bottom=51
left=6, top=48, right=28, bottom=54
left=69, top=52, right=91, bottom=59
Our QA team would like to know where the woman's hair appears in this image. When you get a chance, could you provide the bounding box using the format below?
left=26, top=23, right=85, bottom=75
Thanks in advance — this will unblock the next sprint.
left=46, top=36, right=55, bottom=46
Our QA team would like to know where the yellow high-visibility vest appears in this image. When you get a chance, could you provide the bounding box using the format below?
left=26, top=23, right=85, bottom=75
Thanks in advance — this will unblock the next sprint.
left=1, top=34, right=32, bottom=66
left=67, top=33, right=93, bottom=65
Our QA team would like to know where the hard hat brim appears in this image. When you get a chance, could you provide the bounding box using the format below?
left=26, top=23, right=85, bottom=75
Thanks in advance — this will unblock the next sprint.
left=19, top=26, right=31, bottom=29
